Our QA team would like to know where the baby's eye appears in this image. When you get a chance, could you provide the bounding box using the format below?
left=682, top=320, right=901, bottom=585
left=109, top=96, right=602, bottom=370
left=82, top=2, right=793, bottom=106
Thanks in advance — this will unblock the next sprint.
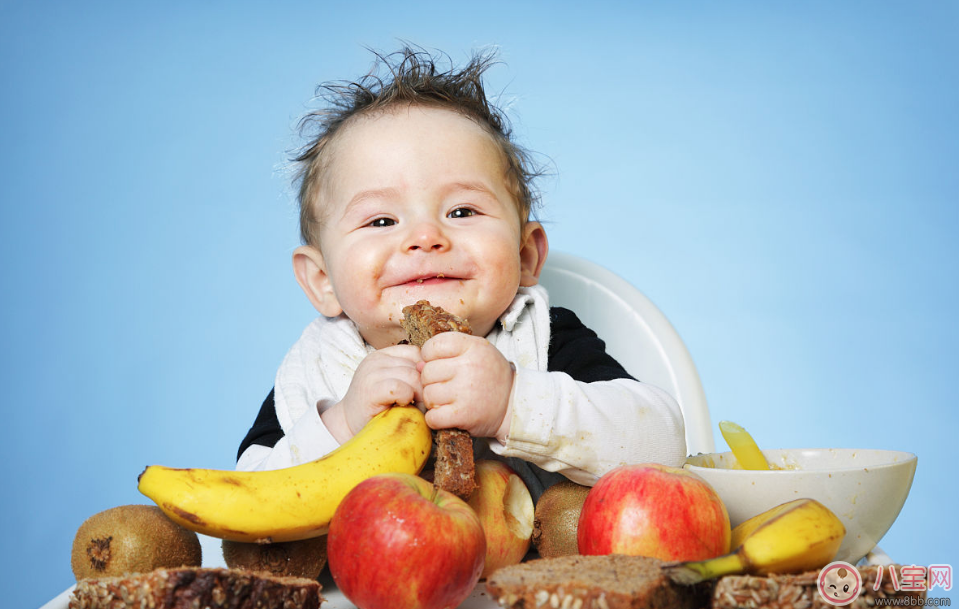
left=447, top=207, right=475, bottom=219
left=368, top=217, right=396, bottom=228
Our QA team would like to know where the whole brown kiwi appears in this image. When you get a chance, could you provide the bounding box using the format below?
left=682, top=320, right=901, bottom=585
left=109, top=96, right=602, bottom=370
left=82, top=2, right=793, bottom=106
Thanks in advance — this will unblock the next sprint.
left=532, top=480, right=592, bottom=558
left=222, top=535, right=328, bottom=579
left=71, top=504, right=202, bottom=581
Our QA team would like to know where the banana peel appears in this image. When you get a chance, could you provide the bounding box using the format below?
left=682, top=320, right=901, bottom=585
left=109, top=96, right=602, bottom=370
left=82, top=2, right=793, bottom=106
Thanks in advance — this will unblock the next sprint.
left=719, top=420, right=771, bottom=471
left=664, top=498, right=846, bottom=584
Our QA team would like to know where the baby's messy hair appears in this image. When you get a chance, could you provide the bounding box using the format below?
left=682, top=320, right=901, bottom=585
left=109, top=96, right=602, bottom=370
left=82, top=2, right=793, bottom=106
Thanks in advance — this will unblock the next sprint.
left=292, top=45, right=543, bottom=247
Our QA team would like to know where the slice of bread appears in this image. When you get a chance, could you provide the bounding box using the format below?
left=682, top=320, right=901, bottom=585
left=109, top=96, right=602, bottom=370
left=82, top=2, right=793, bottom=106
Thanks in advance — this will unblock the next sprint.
left=68, top=566, right=323, bottom=609
left=712, top=565, right=927, bottom=609
left=401, top=300, right=477, bottom=501
left=485, top=554, right=711, bottom=609
left=401, top=299, right=473, bottom=346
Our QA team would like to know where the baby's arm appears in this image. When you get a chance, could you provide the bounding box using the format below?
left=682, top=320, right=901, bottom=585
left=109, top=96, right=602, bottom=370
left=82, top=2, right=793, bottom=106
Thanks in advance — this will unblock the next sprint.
left=418, top=311, right=688, bottom=485
left=235, top=388, right=341, bottom=471
left=488, top=307, right=687, bottom=485
left=236, top=345, right=423, bottom=472
left=491, top=372, right=687, bottom=485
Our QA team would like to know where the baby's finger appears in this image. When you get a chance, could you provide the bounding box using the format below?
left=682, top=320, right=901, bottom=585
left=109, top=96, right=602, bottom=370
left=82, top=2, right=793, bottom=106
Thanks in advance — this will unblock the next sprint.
left=424, top=404, right=465, bottom=431
left=422, top=381, right=455, bottom=411
left=382, top=361, right=423, bottom=392
left=373, top=378, right=417, bottom=407
left=419, top=358, right=457, bottom=386
left=378, top=343, right=424, bottom=364
left=420, top=331, right=473, bottom=362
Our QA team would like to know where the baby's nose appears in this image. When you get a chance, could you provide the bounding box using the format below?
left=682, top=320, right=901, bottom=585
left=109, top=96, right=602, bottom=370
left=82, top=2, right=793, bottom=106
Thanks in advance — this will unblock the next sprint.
left=404, top=220, right=450, bottom=252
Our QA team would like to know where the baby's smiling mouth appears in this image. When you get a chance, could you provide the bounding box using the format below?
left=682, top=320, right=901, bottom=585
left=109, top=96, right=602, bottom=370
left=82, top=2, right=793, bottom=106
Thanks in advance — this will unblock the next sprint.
left=406, top=273, right=458, bottom=286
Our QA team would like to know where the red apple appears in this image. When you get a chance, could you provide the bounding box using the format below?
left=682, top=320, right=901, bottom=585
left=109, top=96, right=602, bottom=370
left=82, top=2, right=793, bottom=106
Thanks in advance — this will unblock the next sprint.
left=327, top=472, right=486, bottom=609
left=467, top=460, right=534, bottom=578
left=578, top=463, right=730, bottom=561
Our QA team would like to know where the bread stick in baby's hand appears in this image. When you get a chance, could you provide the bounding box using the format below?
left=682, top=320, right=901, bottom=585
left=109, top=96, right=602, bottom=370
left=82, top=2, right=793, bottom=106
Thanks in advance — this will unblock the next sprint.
left=401, top=300, right=477, bottom=501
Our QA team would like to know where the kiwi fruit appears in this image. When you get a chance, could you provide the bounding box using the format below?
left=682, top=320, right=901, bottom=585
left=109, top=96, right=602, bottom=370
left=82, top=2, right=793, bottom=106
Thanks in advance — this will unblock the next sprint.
left=531, top=480, right=591, bottom=558
left=71, top=504, right=202, bottom=581
left=222, top=536, right=328, bottom=579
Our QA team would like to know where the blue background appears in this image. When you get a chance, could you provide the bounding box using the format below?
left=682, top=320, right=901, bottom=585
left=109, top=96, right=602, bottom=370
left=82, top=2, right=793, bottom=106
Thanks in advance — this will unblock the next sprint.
left=2, top=2, right=956, bottom=607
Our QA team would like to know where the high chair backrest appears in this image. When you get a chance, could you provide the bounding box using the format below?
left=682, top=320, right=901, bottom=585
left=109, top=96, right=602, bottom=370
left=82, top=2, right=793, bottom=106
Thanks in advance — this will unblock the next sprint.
left=538, top=251, right=713, bottom=455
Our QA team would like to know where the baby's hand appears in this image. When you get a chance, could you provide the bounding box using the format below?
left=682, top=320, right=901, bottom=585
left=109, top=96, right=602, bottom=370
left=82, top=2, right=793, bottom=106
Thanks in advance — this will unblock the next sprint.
left=323, top=345, right=423, bottom=443
left=419, top=333, right=515, bottom=441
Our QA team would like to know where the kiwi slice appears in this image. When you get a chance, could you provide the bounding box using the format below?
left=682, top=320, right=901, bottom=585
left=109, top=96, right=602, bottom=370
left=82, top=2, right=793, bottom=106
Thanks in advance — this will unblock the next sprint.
left=71, top=504, right=202, bottom=581
left=222, top=536, right=327, bottom=579
left=532, top=480, right=591, bottom=558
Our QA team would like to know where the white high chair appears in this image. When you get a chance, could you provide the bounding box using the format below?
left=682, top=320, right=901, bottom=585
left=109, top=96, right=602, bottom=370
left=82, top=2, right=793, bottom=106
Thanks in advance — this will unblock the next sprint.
left=538, top=251, right=714, bottom=455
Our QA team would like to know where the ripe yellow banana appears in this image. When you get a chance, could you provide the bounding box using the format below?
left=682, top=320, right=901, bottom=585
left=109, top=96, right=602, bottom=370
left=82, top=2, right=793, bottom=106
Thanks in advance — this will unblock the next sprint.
left=138, top=405, right=432, bottom=543
left=665, top=498, right=846, bottom=584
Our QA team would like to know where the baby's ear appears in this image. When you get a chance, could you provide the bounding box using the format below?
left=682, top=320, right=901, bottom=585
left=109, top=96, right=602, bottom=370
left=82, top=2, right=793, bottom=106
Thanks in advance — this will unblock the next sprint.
left=519, top=221, right=549, bottom=287
left=292, top=245, right=343, bottom=317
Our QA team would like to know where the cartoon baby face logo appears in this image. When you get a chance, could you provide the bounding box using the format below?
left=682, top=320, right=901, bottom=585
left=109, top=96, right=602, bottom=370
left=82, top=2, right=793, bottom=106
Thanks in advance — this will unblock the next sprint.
left=818, top=561, right=863, bottom=605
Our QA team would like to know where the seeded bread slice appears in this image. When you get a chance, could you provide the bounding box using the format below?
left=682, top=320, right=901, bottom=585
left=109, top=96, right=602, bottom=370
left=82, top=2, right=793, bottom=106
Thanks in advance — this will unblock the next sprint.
left=68, top=566, right=323, bottom=609
left=485, top=554, right=711, bottom=609
left=711, top=565, right=927, bottom=609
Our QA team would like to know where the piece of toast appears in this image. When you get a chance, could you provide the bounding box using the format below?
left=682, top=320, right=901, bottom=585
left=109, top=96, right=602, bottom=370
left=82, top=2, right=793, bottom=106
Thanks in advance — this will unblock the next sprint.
left=485, top=554, right=712, bottom=609
left=68, top=566, right=323, bottom=609
left=401, top=300, right=477, bottom=501
left=711, top=564, right=927, bottom=609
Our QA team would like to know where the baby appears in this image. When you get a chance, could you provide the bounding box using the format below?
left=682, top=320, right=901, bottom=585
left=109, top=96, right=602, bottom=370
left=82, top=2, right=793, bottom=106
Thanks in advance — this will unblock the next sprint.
left=236, top=47, right=686, bottom=500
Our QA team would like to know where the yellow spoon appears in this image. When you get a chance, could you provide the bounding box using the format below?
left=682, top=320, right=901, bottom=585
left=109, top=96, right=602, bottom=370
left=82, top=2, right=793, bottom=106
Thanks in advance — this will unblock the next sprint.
left=719, top=420, right=771, bottom=471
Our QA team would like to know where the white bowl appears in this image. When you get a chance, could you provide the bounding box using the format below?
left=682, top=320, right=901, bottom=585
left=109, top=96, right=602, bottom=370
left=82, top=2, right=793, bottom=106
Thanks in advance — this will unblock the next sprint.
left=684, top=448, right=917, bottom=564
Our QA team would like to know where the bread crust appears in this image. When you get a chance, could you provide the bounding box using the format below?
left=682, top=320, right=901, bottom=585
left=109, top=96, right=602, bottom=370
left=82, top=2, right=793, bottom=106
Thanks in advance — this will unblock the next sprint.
left=711, top=565, right=927, bottom=609
left=68, top=566, right=323, bottom=609
left=401, top=300, right=477, bottom=501
left=486, top=554, right=711, bottom=609
left=401, top=300, right=472, bottom=345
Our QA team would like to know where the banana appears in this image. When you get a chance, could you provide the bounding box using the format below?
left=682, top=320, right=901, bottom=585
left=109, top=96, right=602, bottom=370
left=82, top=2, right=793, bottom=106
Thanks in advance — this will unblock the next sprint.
left=719, top=420, right=771, bottom=471
left=665, top=498, right=846, bottom=584
left=138, top=405, right=433, bottom=543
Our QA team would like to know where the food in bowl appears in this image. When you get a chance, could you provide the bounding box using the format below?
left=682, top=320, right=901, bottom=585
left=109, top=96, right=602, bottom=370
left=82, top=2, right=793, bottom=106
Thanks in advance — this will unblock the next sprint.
left=684, top=448, right=917, bottom=564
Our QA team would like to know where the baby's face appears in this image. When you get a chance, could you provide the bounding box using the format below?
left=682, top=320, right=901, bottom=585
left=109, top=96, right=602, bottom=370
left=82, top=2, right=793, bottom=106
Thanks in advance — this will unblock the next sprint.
left=314, top=105, right=538, bottom=348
